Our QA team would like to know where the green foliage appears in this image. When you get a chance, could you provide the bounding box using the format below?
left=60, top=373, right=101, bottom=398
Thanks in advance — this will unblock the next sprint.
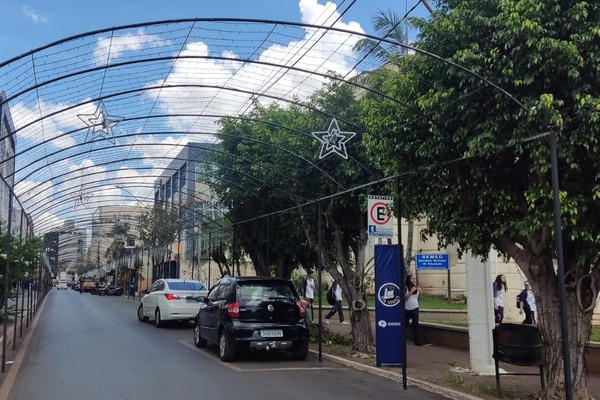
left=207, top=80, right=381, bottom=280
left=361, top=0, right=600, bottom=264
left=138, top=205, right=180, bottom=250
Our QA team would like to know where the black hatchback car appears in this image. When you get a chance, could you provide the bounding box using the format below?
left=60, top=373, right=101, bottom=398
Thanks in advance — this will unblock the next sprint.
left=193, top=276, right=309, bottom=362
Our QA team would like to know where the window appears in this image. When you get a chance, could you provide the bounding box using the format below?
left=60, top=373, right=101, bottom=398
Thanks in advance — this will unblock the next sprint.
left=172, top=172, right=179, bottom=194
left=167, top=281, right=206, bottom=291
left=180, top=163, right=186, bottom=188
left=165, top=179, right=171, bottom=199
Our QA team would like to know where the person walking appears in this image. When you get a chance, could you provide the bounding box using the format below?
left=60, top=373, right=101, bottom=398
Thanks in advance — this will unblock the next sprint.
left=405, top=274, right=422, bottom=346
left=493, top=274, right=507, bottom=323
left=325, top=280, right=347, bottom=324
left=518, top=281, right=537, bottom=324
left=301, top=270, right=315, bottom=323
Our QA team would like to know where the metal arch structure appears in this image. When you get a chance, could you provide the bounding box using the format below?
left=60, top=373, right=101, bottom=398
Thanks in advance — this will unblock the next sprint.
left=0, top=18, right=526, bottom=238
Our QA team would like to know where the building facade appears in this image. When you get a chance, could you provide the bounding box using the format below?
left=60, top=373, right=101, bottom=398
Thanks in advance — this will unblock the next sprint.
left=152, top=142, right=227, bottom=283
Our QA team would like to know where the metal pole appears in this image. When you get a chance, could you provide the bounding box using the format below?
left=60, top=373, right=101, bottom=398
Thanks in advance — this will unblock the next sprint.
left=26, top=283, right=30, bottom=328
left=2, top=191, right=14, bottom=373
left=12, top=282, right=18, bottom=351
left=549, top=129, right=572, bottom=400
left=19, top=281, right=24, bottom=338
left=396, top=177, right=407, bottom=390
left=208, top=232, right=212, bottom=286
left=317, top=201, right=323, bottom=362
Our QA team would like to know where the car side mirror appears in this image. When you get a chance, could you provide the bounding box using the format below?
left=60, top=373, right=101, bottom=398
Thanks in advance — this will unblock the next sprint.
left=196, top=295, right=207, bottom=303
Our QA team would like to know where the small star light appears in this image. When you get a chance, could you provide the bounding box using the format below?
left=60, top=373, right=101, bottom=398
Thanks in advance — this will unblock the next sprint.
left=311, top=118, right=356, bottom=160
left=77, top=100, right=123, bottom=145
left=73, top=188, right=93, bottom=209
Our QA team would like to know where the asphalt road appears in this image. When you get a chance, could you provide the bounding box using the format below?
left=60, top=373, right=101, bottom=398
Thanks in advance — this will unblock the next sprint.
left=5, top=289, right=447, bottom=400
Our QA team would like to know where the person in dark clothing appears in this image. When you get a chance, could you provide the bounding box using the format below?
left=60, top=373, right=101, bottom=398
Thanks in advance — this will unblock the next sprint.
left=325, top=281, right=347, bottom=324
left=518, top=281, right=536, bottom=324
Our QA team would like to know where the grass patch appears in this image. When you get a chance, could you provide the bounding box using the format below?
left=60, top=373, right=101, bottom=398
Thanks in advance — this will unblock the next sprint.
left=308, top=325, right=352, bottom=346
left=591, top=326, right=600, bottom=342
left=419, top=295, right=467, bottom=310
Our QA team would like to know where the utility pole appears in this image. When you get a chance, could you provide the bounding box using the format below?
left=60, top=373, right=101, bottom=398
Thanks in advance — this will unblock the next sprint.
left=96, top=240, right=100, bottom=280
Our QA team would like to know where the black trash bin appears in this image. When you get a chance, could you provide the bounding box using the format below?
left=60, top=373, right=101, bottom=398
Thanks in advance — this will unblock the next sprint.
left=492, top=323, right=544, bottom=396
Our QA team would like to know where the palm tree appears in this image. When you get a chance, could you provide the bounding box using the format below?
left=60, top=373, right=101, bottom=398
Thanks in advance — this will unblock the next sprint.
left=352, top=9, right=408, bottom=64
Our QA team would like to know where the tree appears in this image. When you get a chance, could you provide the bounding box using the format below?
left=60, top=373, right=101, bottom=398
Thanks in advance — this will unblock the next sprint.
left=209, top=111, right=317, bottom=279
left=352, top=9, right=407, bottom=63
left=209, top=81, right=385, bottom=352
left=361, top=1, right=600, bottom=398
left=138, top=205, right=181, bottom=280
left=0, top=234, right=43, bottom=314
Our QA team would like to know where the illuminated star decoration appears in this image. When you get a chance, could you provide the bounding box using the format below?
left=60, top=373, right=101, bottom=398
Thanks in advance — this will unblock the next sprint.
left=73, top=188, right=93, bottom=209
left=77, top=100, right=123, bottom=145
left=311, top=118, right=356, bottom=160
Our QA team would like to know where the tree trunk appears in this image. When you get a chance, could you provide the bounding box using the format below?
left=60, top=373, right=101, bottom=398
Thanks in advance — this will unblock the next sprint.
left=519, top=258, right=595, bottom=399
left=348, top=284, right=374, bottom=353
left=405, top=219, right=414, bottom=276
left=300, top=204, right=374, bottom=353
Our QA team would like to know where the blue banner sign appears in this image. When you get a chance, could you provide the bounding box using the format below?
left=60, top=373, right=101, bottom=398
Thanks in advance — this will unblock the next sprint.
left=415, top=253, right=450, bottom=270
left=374, top=244, right=405, bottom=367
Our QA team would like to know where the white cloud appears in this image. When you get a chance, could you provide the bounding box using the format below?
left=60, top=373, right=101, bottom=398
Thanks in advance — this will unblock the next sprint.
left=12, top=100, right=82, bottom=150
left=93, top=29, right=171, bottom=65
left=22, top=5, right=47, bottom=24
left=15, top=180, right=53, bottom=206
left=148, top=0, right=365, bottom=133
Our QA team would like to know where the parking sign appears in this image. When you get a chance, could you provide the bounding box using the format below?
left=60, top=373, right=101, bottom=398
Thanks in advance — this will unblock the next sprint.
left=368, top=195, right=394, bottom=238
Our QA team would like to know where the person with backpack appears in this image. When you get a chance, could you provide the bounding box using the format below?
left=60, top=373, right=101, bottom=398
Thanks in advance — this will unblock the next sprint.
left=300, top=270, right=315, bottom=323
left=325, top=280, right=347, bottom=325
left=518, top=281, right=536, bottom=324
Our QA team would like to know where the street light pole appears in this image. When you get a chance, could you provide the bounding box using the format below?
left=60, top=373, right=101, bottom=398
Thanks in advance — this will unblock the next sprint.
left=549, top=128, right=572, bottom=400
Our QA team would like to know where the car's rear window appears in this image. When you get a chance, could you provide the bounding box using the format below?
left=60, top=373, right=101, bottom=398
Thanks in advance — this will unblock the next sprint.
left=238, top=282, right=295, bottom=301
left=167, top=281, right=206, bottom=291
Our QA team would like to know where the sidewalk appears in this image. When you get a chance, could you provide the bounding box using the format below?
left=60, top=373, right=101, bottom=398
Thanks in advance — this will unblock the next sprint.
left=317, top=316, right=600, bottom=400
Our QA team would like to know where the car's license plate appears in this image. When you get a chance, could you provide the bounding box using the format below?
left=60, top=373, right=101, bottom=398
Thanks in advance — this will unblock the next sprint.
left=185, top=297, right=197, bottom=303
left=260, top=329, right=283, bottom=338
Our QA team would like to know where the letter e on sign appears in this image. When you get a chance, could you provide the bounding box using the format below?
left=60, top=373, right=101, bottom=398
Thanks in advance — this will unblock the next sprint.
left=371, top=202, right=392, bottom=225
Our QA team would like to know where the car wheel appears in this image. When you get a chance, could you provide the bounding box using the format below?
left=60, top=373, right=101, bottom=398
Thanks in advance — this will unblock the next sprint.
left=154, top=308, right=164, bottom=328
left=291, top=341, right=309, bottom=361
left=194, top=324, right=207, bottom=348
left=219, top=330, right=235, bottom=362
left=137, top=304, right=149, bottom=322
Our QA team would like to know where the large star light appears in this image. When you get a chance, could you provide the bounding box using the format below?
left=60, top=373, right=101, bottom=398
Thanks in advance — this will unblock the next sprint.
left=311, top=118, right=356, bottom=160
left=77, top=100, right=123, bottom=145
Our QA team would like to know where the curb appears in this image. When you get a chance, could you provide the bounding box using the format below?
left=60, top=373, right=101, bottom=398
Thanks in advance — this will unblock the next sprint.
left=310, top=350, right=483, bottom=400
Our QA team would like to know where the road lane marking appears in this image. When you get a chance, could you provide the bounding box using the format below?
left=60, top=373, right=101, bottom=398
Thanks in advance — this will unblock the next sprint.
left=178, top=340, right=347, bottom=372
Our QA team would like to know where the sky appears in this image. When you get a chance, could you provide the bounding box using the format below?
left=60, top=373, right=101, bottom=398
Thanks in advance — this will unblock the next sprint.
left=0, top=0, right=431, bottom=63
left=0, top=0, right=433, bottom=233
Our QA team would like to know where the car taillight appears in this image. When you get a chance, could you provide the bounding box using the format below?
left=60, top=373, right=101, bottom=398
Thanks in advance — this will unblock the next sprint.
left=164, top=293, right=180, bottom=301
left=227, top=302, right=240, bottom=318
left=297, top=300, right=305, bottom=318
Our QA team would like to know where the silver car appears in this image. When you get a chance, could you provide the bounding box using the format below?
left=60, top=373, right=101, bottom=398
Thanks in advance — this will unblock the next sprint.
left=137, top=279, right=208, bottom=327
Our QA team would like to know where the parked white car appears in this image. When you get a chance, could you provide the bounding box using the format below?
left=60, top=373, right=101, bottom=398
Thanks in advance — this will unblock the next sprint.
left=137, top=279, right=208, bottom=327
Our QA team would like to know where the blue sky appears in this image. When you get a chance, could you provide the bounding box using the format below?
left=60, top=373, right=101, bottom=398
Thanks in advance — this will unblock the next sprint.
left=0, top=0, right=430, bottom=63
left=1, top=0, right=433, bottom=232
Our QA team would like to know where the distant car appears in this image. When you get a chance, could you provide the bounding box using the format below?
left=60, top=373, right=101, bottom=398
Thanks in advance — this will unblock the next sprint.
left=193, top=276, right=309, bottom=362
left=57, top=280, right=68, bottom=290
left=137, top=279, right=208, bottom=327
left=105, top=285, right=123, bottom=296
